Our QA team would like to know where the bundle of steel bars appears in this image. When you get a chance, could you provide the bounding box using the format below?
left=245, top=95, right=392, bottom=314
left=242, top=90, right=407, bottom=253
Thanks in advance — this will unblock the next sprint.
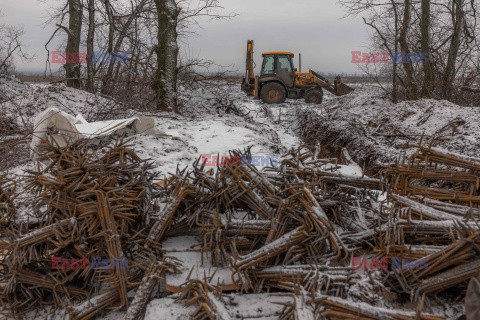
left=1, top=141, right=479, bottom=320
left=0, top=140, right=184, bottom=319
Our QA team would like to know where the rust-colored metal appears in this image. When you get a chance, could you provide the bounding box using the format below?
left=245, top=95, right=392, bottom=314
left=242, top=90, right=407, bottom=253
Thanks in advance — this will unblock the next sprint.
left=2, top=141, right=478, bottom=320
left=0, top=140, right=176, bottom=319
left=383, top=145, right=480, bottom=205
left=175, top=280, right=232, bottom=320
left=312, top=294, right=445, bottom=320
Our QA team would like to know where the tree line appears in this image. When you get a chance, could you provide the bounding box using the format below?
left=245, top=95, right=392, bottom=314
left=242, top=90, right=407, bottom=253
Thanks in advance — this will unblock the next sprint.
left=341, top=0, right=480, bottom=105
left=44, top=0, right=231, bottom=113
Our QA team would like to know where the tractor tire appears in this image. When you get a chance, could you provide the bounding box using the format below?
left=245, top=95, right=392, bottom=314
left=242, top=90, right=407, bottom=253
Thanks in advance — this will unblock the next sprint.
left=304, top=88, right=323, bottom=104
left=260, top=82, right=286, bottom=104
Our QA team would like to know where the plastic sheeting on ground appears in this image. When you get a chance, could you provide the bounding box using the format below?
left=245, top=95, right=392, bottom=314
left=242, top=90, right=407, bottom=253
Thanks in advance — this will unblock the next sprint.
left=30, top=107, right=167, bottom=156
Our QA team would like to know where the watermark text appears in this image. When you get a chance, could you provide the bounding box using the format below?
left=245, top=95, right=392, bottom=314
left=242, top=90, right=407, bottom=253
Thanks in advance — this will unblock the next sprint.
left=51, top=257, right=128, bottom=270
left=351, top=257, right=428, bottom=270
left=351, top=51, right=429, bottom=64
left=200, top=154, right=279, bottom=167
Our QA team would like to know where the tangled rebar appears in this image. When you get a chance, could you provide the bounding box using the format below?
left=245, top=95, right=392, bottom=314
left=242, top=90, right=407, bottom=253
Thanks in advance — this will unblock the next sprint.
left=1, top=140, right=479, bottom=319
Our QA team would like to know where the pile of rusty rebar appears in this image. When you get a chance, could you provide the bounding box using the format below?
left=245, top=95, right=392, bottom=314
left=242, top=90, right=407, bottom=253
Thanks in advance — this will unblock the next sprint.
left=167, top=145, right=478, bottom=319
left=383, top=145, right=480, bottom=205
left=1, top=140, right=479, bottom=319
left=0, top=176, right=16, bottom=232
left=377, top=144, right=480, bottom=302
left=0, top=140, right=183, bottom=319
left=181, top=147, right=367, bottom=295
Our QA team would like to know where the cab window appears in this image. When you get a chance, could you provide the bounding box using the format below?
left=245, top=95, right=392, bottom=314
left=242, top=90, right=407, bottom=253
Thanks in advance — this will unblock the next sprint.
left=277, top=56, right=292, bottom=73
left=261, top=56, right=274, bottom=75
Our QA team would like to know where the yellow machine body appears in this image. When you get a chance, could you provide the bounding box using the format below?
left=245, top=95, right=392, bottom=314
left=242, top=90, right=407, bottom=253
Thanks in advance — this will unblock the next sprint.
left=241, top=40, right=354, bottom=104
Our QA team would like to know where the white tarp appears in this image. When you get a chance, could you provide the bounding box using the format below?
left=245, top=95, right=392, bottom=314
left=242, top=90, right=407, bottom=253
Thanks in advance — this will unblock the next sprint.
left=31, top=107, right=166, bottom=156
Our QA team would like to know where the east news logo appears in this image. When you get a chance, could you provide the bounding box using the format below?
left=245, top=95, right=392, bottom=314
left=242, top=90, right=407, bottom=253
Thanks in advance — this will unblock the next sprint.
left=351, top=257, right=428, bottom=270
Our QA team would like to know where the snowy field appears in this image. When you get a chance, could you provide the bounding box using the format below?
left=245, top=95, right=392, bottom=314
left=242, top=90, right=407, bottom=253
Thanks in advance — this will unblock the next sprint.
left=4, top=74, right=479, bottom=179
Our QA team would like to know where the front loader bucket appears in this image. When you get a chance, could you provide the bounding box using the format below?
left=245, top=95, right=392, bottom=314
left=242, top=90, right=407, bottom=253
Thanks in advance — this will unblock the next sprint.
left=310, top=70, right=354, bottom=97
left=335, top=82, right=355, bottom=96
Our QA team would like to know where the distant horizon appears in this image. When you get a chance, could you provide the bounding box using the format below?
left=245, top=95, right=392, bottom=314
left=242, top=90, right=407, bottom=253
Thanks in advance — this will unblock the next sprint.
left=12, top=69, right=371, bottom=78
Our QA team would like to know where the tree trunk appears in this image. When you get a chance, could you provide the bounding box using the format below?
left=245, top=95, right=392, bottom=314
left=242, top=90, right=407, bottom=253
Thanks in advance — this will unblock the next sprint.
left=399, top=0, right=417, bottom=100
left=443, top=0, right=463, bottom=100
left=154, top=0, right=179, bottom=113
left=65, top=0, right=83, bottom=88
left=100, top=0, right=115, bottom=94
left=86, top=0, right=95, bottom=92
left=420, top=0, right=434, bottom=98
left=391, top=0, right=399, bottom=103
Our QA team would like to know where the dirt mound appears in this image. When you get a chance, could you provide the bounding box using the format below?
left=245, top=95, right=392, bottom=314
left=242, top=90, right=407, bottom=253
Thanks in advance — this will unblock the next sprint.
left=296, top=90, right=480, bottom=175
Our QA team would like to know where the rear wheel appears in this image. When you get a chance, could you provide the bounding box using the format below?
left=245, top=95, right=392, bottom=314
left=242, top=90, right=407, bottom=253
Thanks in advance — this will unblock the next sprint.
left=260, top=82, right=286, bottom=104
left=304, top=88, right=323, bottom=104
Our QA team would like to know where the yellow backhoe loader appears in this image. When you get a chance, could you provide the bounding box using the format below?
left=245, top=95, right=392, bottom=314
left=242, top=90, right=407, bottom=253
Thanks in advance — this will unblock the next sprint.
left=241, top=40, right=354, bottom=104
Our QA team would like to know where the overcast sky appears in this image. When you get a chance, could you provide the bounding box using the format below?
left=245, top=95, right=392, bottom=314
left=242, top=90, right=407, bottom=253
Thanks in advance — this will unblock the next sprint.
left=1, top=0, right=372, bottom=74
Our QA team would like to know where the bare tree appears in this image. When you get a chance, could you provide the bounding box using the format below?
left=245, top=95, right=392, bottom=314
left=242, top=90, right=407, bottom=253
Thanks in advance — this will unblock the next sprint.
left=420, top=0, right=434, bottom=97
left=152, top=0, right=234, bottom=113
left=86, top=0, right=95, bottom=92
left=341, top=0, right=479, bottom=105
left=443, top=0, right=464, bottom=100
left=100, top=0, right=148, bottom=94
left=153, top=0, right=179, bottom=112
left=398, top=0, right=417, bottom=99
left=391, top=0, right=399, bottom=103
left=0, top=13, right=29, bottom=74
left=41, top=0, right=234, bottom=113
left=64, top=0, right=83, bottom=88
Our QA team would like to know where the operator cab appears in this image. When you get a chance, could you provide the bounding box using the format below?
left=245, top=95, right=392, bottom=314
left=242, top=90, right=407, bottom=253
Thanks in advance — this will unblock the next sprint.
left=260, top=52, right=295, bottom=88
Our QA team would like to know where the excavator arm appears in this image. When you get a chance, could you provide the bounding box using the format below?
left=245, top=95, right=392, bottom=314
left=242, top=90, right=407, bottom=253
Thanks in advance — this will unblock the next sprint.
left=241, top=40, right=258, bottom=97
left=245, top=40, right=254, bottom=82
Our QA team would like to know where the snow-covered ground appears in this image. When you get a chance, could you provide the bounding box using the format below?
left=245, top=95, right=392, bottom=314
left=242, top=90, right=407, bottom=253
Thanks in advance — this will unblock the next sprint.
left=3, top=75, right=479, bottom=177
left=1, top=75, right=303, bottom=178
left=1, top=75, right=474, bottom=319
left=289, top=84, right=480, bottom=171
